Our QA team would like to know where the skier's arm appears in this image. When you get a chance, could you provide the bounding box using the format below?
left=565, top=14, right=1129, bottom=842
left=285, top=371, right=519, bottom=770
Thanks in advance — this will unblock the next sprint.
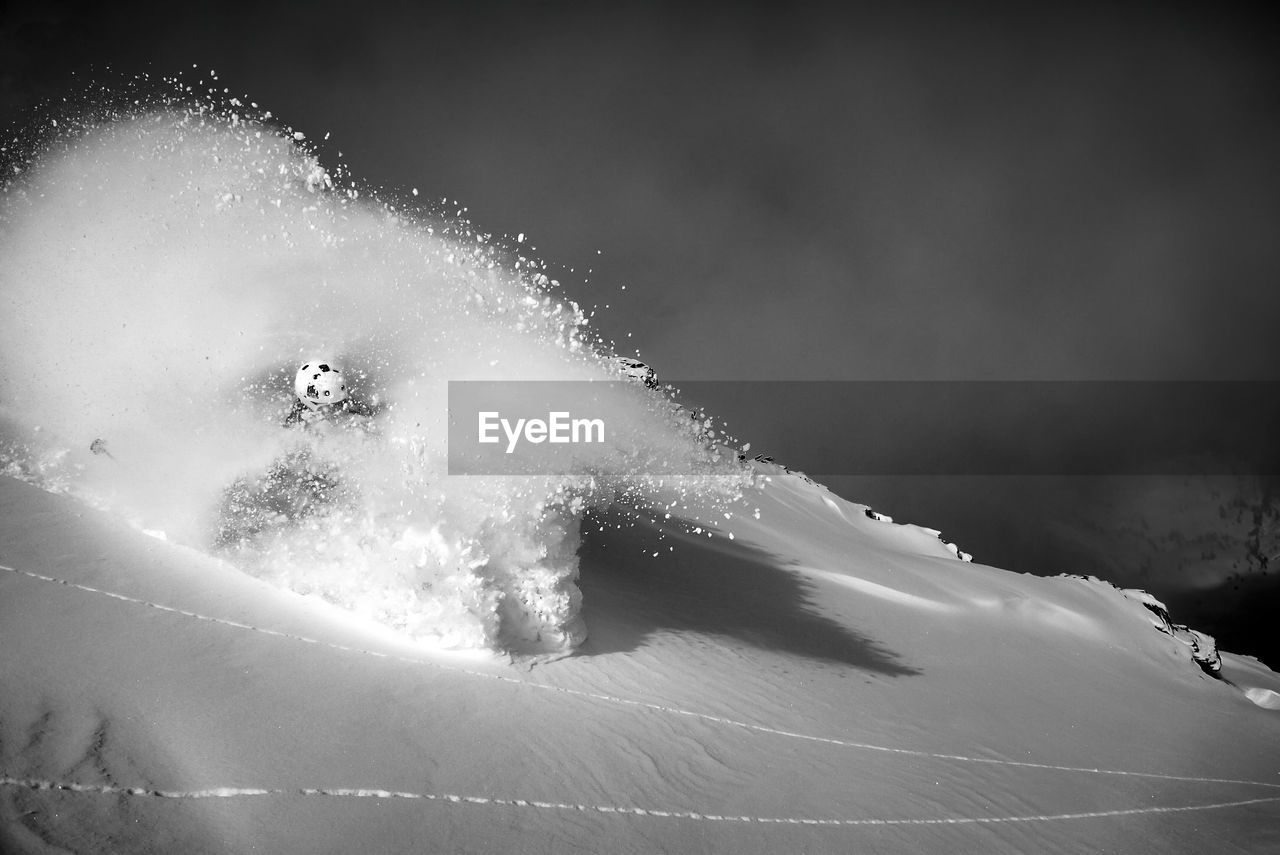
left=282, top=399, right=308, bottom=427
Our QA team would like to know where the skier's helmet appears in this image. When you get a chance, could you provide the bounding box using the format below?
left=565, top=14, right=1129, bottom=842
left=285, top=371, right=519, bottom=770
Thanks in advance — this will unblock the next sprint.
left=614, top=356, right=658, bottom=389
left=294, top=361, right=349, bottom=411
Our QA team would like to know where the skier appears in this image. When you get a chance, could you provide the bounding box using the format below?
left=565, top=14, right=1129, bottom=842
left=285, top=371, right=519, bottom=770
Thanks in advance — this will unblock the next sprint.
left=216, top=359, right=371, bottom=546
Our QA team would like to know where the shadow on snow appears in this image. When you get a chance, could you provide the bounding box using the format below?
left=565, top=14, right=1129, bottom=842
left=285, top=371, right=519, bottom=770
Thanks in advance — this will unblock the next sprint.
left=576, top=506, right=920, bottom=677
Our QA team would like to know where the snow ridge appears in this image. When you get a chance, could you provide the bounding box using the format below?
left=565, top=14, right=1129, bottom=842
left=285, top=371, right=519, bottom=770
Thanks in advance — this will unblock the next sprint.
left=4, top=560, right=1277, bottom=794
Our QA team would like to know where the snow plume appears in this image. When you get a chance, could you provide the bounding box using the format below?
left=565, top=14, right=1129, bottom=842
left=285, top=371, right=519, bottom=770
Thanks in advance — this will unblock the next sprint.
left=0, top=98, right=750, bottom=654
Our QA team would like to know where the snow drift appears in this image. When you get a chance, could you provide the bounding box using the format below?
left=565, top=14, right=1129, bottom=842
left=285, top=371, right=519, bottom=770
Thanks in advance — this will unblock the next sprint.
left=0, top=101, right=746, bottom=655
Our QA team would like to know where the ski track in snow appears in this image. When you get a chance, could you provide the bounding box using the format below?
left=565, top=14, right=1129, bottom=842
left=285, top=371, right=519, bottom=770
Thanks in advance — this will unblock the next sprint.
left=1, top=775, right=1279, bottom=828
left=3, top=560, right=1280, bottom=832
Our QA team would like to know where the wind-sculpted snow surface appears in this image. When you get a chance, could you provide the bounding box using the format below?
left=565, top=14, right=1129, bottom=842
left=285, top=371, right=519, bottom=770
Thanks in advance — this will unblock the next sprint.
left=0, top=98, right=748, bottom=654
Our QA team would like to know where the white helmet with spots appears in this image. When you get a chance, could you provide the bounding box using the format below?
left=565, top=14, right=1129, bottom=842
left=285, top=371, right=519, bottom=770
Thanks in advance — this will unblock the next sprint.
left=294, top=360, right=348, bottom=411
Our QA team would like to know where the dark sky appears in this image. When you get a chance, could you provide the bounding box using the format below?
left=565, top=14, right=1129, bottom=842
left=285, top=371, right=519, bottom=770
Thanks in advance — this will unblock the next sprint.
left=4, top=1, right=1280, bottom=658
left=5, top=0, right=1279, bottom=382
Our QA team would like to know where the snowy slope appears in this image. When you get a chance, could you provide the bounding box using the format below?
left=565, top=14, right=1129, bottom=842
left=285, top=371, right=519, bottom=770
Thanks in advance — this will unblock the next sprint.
left=3, top=468, right=1279, bottom=855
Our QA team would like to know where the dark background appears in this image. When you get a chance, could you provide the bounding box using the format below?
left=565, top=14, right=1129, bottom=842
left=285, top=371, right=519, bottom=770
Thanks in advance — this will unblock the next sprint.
left=3, top=0, right=1279, bottom=664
